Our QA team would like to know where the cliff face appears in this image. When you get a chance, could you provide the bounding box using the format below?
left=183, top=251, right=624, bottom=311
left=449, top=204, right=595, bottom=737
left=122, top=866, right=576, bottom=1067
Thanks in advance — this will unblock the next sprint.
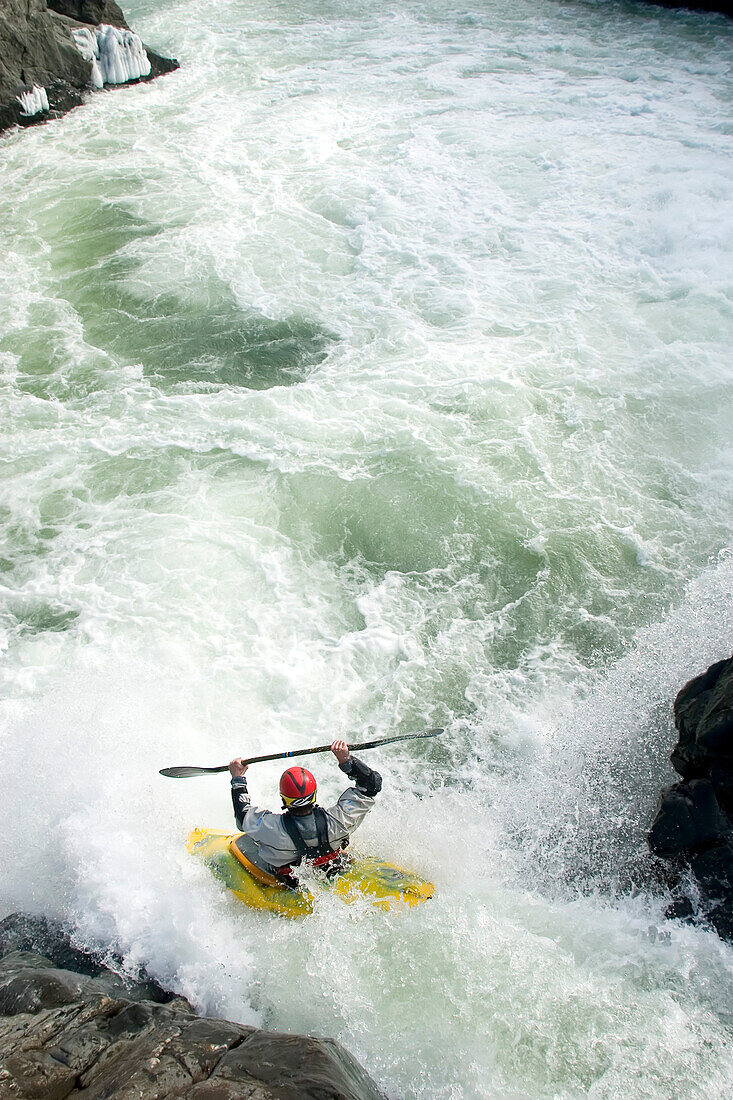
left=0, top=914, right=386, bottom=1100
left=0, top=0, right=178, bottom=135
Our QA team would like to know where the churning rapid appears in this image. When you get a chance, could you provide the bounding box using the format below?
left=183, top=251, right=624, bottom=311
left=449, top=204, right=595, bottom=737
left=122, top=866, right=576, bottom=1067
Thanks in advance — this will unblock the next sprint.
left=1, top=0, right=733, bottom=1095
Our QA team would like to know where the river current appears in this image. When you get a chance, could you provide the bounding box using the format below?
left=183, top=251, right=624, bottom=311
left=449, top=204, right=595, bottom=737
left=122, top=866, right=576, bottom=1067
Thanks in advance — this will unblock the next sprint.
left=2, top=0, right=733, bottom=1096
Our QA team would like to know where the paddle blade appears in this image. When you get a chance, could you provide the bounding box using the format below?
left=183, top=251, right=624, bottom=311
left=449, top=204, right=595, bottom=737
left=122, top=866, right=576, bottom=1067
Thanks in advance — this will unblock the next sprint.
left=159, top=765, right=228, bottom=778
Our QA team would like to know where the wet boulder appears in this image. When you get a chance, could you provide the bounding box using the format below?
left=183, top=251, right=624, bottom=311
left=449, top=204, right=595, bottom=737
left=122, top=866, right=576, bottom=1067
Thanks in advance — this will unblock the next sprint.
left=672, top=657, right=733, bottom=781
left=647, top=779, right=729, bottom=858
left=0, top=917, right=386, bottom=1100
left=0, top=953, right=90, bottom=1015
left=0, top=914, right=175, bottom=1004
left=649, top=655, right=733, bottom=939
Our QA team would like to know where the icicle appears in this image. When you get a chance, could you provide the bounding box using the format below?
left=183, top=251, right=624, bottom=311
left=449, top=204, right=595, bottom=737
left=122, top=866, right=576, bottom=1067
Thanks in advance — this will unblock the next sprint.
left=16, top=86, right=50, bottom=117
left=71, top=26, right=104, bottom=89
left=71, top=23, right=151, bottom=89
left=97, top=25, right=151, bottom=85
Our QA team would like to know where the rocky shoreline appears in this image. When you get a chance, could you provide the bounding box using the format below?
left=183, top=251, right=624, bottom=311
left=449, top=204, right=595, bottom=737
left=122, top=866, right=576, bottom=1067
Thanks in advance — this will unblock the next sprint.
left=0, top=914, right=385, bottom=1100
left=0, top=0, right=178, bottom=136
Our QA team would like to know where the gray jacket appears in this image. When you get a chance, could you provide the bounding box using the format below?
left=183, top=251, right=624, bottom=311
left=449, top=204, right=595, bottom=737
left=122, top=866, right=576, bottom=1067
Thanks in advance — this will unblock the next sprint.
left=230, top=755, right=382, bottom=872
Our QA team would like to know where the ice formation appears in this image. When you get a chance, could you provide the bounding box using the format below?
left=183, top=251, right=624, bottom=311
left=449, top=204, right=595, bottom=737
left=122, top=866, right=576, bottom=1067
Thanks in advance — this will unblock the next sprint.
left=71, top=27, right=104, bottom=89
left=71, top=24, right=151, bottom=90
left=16, top=85, right=50, bottom=117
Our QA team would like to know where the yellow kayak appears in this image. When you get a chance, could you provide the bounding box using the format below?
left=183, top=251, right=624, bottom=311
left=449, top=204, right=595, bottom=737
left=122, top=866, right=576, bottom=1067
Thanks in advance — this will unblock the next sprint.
left=187, top=828, right=434, bottom=918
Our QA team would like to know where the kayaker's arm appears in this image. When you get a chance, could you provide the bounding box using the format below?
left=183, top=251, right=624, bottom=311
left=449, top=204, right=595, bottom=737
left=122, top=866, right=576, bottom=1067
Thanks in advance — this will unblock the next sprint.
left=230, top=779, right=251, bottom=831
left=338, top=754, right=382, bottom=797
left=331, top=739, right=381, bottom=797
left=322, top=747, right=383, bottom=838
left=230, top=757, right=251, bottom=831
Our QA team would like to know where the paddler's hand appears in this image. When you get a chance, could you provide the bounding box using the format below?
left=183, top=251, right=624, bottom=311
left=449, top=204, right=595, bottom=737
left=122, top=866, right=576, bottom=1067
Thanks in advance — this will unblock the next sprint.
left=229, top=758, right=249, bottom=778
left=331, top=740, right=350, bottom=764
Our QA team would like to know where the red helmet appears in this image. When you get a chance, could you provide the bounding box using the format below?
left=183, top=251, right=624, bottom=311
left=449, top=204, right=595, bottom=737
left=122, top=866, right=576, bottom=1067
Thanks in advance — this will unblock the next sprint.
left=279, top=766, right=317, bottom=810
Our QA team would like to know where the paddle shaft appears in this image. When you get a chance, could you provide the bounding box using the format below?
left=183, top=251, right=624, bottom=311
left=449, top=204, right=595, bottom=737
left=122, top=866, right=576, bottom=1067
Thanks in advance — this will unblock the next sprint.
left=159, top=728, right=444, bottom=778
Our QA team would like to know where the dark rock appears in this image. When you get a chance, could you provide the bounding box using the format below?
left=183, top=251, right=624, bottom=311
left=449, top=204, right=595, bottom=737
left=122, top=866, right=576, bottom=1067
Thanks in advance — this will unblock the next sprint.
left=186, top=1083, right=264, bottom=1098
left=672, top=656, right=733, bottom=776
left=690, top=841, right=733, bottom=899
left=0, top=914, right=175, bottom=1004
left=695, top=662, right=733, bottom=756
left=641, top=0, right=733, bottom=13
left=648, top=779, right=729, bottom=858
left=0, top=1, right=91, bottom=103
left=76, top=1005, right=192, bottom=1096
left=213, top=1032, right=386, bottom=1100
left=649, top=655, right=733, bottom=939
left=0, top=924, right=386, bottom=1100
left=146, top=48, right=179, bottom=81
left=42, top=78, right=85, bottom=119
left=0, top=914, right=106, bottom=976
left=0, top=1048, right=78, bottom=1100
left=690, top=841, right=733, bottom=938
left=665, top=894, right=696, bottom=922
left=103, top=998, right=158, bottom=1038
left=168, top=1017, right=253, bottom=1081
left=46, top=1, right=128, bottom=28
left=0, top=959, right=88, bottom=1015
left=47, top=1014, right=116, bottom=1076
left=708, top=761, right=733, bottom=813
left=0, top=0, right=179, bottom=136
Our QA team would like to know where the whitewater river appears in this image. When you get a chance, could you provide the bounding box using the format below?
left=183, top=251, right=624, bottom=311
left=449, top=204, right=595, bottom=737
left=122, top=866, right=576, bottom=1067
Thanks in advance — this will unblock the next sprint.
left=2, top=0, right=733, bottom=1095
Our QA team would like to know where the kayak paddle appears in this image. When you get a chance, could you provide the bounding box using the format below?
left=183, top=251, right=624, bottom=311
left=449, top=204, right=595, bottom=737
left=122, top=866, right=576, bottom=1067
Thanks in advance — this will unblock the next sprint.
left=159, top=727, right=444, bottom=778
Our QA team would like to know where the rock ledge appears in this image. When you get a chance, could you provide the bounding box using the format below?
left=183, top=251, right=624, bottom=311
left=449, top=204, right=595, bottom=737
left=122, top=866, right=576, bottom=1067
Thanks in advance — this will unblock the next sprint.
left=0, top=914, right=385, bottom=1100
left=0, top=0, right=178, bottom=135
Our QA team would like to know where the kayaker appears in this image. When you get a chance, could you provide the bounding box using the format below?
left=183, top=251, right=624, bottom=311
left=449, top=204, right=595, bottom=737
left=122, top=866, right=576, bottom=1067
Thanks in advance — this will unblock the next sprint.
left=228, top=740, right=382, bottom=881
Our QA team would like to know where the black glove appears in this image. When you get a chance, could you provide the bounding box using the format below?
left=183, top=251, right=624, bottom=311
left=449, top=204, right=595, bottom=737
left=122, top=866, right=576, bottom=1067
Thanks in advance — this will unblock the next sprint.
left=339, top=755, right=382, bottom=797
